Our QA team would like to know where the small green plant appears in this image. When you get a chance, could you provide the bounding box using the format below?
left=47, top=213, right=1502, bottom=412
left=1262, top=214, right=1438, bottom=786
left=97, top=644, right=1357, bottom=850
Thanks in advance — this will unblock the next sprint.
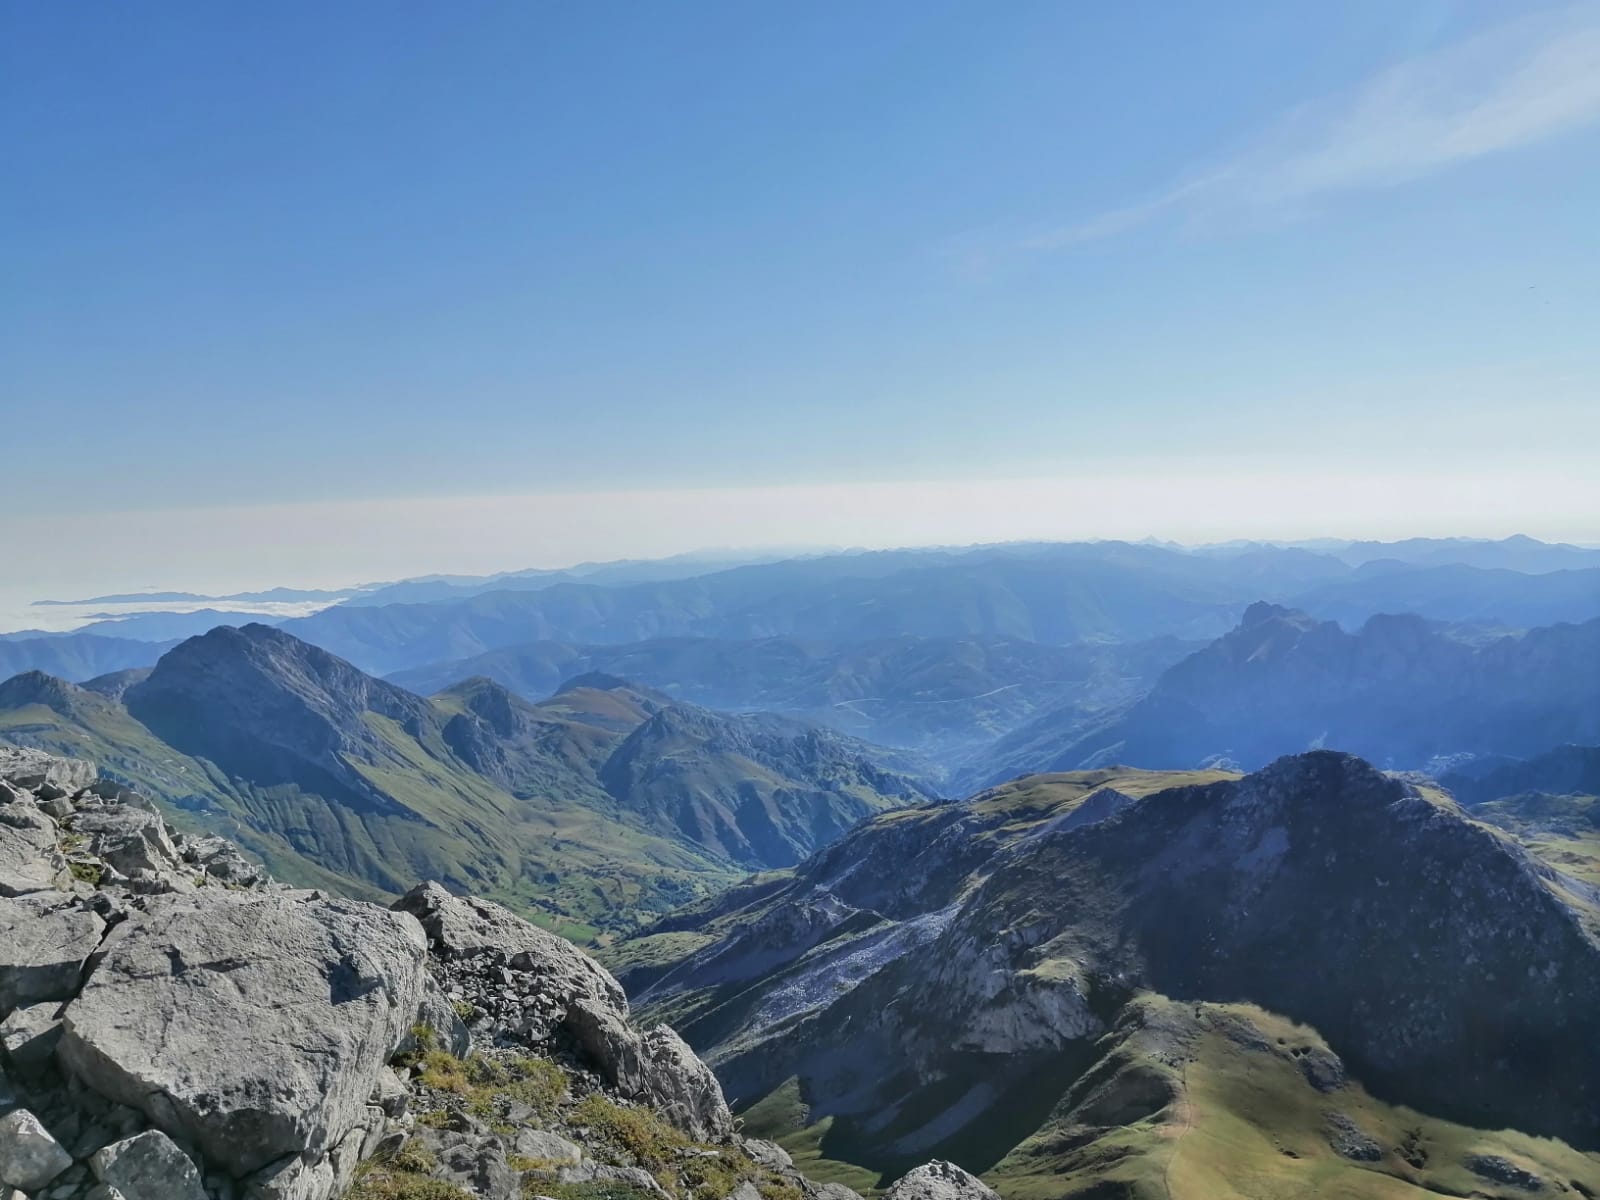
left=391, top=1142, right=438, bottom=1175
left=347, top=1142, right=465, bottom=1200
left=347, top=1173, right=471, bottom=1200
left=452, top=999, right=476, bottom=1020
left=508, top=1154, right=564, bottom=1172
left=528, top=1183, right=660, bottom=1200
left=69, top=861, right=104, bottom=885
left=678, top=1147, right=754, bottom=1200
left=482, top=1054, right=567, bottom=1111
left=418, top=1050, right=470, bottom=1095
left=569, top=1094, right=687, bottom=1170
left=756, top=1178, right=806, bottom=1200
left=409, top=1050, right=568, bottom=1121
left=393, top=1023, right=437, bottom=1070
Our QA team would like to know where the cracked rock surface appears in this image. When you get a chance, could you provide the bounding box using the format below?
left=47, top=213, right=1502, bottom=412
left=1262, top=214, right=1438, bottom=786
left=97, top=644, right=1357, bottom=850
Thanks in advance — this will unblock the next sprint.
left=0, top=746, right=955, bottom=1200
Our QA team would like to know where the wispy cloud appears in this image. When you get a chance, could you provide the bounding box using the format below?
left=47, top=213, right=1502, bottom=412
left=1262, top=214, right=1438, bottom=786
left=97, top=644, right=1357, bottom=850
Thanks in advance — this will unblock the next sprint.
left=1030, top=3, right=1600, bottom=249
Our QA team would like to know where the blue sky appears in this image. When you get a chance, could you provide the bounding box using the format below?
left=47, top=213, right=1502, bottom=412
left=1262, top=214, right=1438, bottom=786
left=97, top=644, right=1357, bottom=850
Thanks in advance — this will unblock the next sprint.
left=2, top=1, right=1598, bottom=601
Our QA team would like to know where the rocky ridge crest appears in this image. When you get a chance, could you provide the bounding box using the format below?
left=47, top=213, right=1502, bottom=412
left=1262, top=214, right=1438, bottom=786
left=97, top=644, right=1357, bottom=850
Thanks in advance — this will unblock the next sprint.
left=0, top=745, right=979, bottom=1200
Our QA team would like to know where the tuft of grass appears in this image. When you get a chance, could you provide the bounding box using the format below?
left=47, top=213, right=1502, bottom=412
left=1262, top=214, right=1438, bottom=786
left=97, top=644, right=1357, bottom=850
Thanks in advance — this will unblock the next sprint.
left=69, top=860, right=104, bottom=885
left=678, top=1147, right=763, bottom=1200
left=570, top=1094, right=688, bottom=1170
left=348, top=1142, right=463, bottom=1200
left=347, top=1173, right=471, bottom=1200
left=418, top=1050, right=470, bottom=1095
left=409, top=1049, right=568, bottom=1120
left=469, top=1054, right=568, bottom=1113
left=528, top=1184, right=660, bottom=1200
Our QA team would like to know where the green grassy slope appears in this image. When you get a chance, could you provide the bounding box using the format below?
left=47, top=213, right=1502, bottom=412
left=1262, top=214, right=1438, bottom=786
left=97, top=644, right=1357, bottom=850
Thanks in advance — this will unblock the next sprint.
left=990, top=996, right=1600, bottom=1200
left=0, top=663, right=740, bottom=938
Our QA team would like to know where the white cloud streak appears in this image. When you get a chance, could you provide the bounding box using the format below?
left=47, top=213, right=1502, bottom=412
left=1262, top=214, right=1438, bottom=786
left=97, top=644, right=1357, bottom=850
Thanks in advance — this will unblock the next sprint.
left=1031, top=3, right=1600, bottom=249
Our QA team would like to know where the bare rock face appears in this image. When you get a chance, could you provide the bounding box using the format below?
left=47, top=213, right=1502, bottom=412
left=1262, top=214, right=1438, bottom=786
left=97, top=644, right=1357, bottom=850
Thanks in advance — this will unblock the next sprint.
left=59, top=892, right=428, bottom=1175
left=396, top=881, right=628, bottom=1015
left=0, top=746, right=932, bottom=1200
left=0, top=1108, right=73, bottom=1190
left=0, top=891, right=105, bottom=1012
left=394, top=881, right=736, bottom=1142
left=0, top=802, right=68, bottom=896
left=90, top=1130, right=209, bottom=1200
left=0, top=746, right=96, bottom=797
left=883, top=1160, right=1000, bottom=1200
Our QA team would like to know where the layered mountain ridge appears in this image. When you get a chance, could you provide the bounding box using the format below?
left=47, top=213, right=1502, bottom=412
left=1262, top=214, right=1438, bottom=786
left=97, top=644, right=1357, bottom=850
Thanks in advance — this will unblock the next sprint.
left=974, top=604, right=1600, bottom=785
left=619, top=752, right=1600, bottom=1196
left=0, top=624, right=933, bottom=937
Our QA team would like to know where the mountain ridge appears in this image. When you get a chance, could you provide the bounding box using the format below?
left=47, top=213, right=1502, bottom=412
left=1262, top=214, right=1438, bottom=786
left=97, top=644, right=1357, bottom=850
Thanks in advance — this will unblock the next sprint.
left=618, top=752, right=1600, bottom=1195
left=0, top=624, right=933, bottom=936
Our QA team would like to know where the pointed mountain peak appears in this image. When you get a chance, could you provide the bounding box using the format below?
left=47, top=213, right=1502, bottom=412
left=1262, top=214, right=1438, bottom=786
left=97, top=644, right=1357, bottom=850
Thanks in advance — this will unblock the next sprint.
left=1240, top=600, right=1295, bottom=627
left=0, top=669, right=94, bottom=716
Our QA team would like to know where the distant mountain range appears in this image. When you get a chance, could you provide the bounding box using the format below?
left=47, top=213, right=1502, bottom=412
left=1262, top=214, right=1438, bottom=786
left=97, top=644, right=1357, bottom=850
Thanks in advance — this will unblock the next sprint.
left=2, top=536, right=1594, bottom=804
left=0, top=624, right=932, bottom=938
left=617, top=752, right=1600, bottom=1193
left=971, top=603, right=1600, bottom=785
left=0, top=632, right=180, bottom=681
left=387, top=634, right=1196, bottom=771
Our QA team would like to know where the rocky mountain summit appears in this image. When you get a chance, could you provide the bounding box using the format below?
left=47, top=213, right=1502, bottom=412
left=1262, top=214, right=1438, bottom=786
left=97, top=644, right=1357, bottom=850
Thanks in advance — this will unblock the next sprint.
left=623, top=752, right=1600, bottom=1196
left=0, top=746, right=980, bottom=1200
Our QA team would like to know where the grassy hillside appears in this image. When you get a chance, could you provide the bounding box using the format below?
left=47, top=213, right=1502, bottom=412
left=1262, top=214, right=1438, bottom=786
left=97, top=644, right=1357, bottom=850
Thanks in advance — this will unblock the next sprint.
left=0, top=626, right=934, bottom=938
left=734, top=996, right=1600, bottom=1198
left=989, top=996, right=1600, bottom=1200
left=0, top=672, right=736, bottom=935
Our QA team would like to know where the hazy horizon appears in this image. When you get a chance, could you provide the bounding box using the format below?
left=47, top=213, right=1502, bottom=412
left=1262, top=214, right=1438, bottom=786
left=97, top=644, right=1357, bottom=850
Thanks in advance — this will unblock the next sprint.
left=6, top=2, right=1600, bottom=603
left=3, top=472, right=1596, bottom=634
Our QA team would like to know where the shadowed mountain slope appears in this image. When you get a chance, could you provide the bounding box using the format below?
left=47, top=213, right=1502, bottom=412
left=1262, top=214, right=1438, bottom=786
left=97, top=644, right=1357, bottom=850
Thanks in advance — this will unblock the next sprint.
left=972, top=605, right=1600, bottom=784
left=617, top=753, right=1600, bottom=1195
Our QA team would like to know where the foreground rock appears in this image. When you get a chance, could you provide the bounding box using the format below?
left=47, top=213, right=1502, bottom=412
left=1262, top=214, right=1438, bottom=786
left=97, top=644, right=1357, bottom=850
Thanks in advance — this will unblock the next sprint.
left=395, top=881, right=735, bottom=1142
left=0, top=1108, right=73, bottom=1190
left=0, top=746, right=909, bottom=1200
left=60, top=892, right=427, bottom=1177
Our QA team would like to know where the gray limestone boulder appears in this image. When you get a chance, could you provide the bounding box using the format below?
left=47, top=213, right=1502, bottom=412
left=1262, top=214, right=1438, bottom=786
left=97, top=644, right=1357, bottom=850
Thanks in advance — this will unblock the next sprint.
left=0, top=804, right=67, bottom=897
left=59, top=891, right=428, bottom=1176
left=70, top=805, right=183, bottom=878
left=512, top=1128, right=584, bottom=1166
left=395, top=882, right=736, bottom=1142
left=1, top=1002, right=65, bottom=1078
left=89, top=1130, right=208, bottom=1200
left=743, top=1138, right=794, bottom=1173
left=882, top=1161, right=1000, bottom=1200
left=434, top=1133, right=520, bottom=1199
left=0, top=891, right=106, bottom=1013
left=0, top=1108, right=73, bottom=1190
left=0, top=748, right=95, bottom=797
left=394, top=881, right=627, bottom=1012
left=638, top=1024, right=735, bottom=1143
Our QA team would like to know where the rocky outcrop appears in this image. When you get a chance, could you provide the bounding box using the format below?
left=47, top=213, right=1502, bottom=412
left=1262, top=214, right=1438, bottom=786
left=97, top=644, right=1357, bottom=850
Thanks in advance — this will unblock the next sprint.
left=633, top=752, right=1600, bottom=1177
left=882, top=1161, right=999, bottom=1200
left=394, top=881, right=735, bottom=1143
left=60, top=893, right=428, bottom=1178
left=0, top=746, right=905, bottom=1200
